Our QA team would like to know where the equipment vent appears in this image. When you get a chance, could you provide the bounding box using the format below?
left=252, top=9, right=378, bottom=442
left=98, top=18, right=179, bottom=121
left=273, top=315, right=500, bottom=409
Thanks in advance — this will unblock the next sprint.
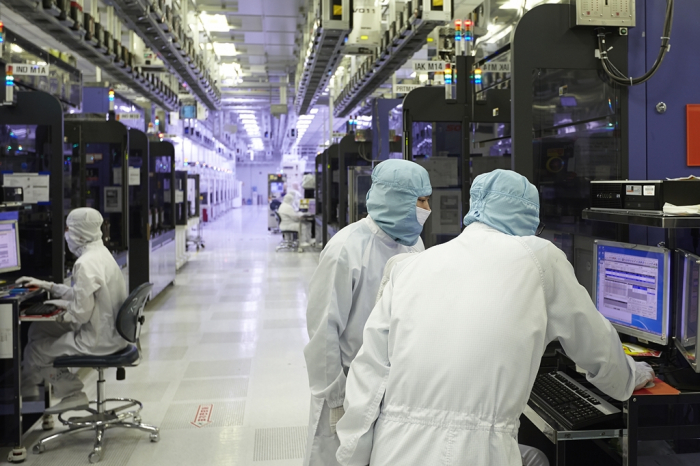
left=590, top=183, right=624, bottom=209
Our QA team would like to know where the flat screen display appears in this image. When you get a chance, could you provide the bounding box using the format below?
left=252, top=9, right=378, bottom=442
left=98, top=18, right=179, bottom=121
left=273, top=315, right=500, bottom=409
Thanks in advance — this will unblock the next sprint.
left=0, top=220, right=20, bottom=273
left=594, top=240, right=669, bottom=344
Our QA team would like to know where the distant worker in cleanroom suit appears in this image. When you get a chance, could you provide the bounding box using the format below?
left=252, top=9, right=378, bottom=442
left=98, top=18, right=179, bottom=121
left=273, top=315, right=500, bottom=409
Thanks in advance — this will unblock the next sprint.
left=335, top=169, right=655, bottom=466
left=278, top=193, right=304, bottom=234
left=303, top=159, right=433, bottom=466
left=18, top=208, right=128, bottom=415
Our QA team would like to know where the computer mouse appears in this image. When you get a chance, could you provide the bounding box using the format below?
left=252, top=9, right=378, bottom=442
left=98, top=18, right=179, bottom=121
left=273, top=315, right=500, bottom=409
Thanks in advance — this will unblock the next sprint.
left=644, top=381, right=655, bottom=389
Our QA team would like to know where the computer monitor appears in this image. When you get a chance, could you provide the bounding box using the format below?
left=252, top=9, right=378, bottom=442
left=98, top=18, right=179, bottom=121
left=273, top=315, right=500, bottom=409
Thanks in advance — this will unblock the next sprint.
left=0, top=220, right=20, bottom=274
left=593, top=240, right=670, bottom=345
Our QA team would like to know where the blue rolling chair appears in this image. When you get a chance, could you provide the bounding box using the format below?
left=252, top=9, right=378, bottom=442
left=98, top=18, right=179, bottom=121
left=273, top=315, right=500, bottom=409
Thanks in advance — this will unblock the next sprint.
left=32, top=283, right=159, bottom=463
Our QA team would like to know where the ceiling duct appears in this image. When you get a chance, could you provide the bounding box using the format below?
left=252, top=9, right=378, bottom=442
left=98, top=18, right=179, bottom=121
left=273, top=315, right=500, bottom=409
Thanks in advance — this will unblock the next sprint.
left=334, top=0, right=453, bottom=118
left=294, top=0, right=352, bottom=115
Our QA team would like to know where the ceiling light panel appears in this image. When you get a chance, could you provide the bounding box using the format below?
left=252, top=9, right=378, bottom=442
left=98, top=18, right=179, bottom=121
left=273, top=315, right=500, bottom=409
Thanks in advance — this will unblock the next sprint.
left=200, top=13, right=231, bottom=33
left=213, top=43, right=238, bottom=56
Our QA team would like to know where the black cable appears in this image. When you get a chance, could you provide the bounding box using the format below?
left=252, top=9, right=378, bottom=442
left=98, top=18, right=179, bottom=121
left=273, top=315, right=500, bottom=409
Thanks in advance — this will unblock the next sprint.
left=596, top=0, right=674, bottom=86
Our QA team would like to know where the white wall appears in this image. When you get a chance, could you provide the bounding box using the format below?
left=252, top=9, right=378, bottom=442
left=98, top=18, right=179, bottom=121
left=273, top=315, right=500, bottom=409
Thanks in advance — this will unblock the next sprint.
left=237, top=163, right=280, bottom=203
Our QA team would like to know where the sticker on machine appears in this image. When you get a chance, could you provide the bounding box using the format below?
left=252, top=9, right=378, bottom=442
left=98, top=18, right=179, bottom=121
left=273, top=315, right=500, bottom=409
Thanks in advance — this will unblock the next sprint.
left=191, top=404, right=213, bottom=428
left=626, top=185, right=642, bottom=196
left=643, top=185, right=656, bottom=196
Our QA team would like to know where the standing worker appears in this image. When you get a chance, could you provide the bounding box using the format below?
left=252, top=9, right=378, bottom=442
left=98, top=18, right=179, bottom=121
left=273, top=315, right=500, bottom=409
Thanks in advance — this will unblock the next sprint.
left=335, top=170, right=654, bottom=466
left=373, top=251, right=550, bottom=466
left=303, top=159, right=432, bottom=466
left=18, top=208, right=129, bottom=414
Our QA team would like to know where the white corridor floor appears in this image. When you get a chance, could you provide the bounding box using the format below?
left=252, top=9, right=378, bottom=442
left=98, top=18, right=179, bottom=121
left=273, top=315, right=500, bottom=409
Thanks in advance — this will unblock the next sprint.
left=10, top=206, right=319, bottom=465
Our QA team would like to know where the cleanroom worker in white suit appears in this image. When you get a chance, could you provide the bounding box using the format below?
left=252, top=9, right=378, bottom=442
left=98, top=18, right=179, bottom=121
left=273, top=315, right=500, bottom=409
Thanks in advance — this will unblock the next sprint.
left=19, top=208, right=128, bottom=414
left=303, top=159, right=433, bottom=466
left=374, top=251, right=550, bottom=466
left=278, top=193, right=304, bottom=233
left=336, top=169, right=655, bottom=466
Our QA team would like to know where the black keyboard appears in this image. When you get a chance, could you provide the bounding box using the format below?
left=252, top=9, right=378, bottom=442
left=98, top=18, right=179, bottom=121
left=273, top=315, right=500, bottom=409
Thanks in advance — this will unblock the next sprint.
left=530, top=371, right=621, bottom=430
left=22, top=303, right=59, bottom=316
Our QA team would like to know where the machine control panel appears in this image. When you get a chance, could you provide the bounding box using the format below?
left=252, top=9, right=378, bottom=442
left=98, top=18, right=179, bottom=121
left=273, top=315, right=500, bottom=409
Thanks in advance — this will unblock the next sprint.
left=575, top=0, right=636, bottom=27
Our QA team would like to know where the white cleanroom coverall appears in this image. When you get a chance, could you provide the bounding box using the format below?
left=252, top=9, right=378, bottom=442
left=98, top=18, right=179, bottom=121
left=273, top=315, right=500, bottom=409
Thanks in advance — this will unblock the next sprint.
left=336, top=170, right=650, bottom=466
left=21, top=208, right=128, bottom=399
left=303, top=159, right=432, bottom=466
left=278, top=193, right=304, bottom=233
left=374, top=252, right=550, bottom=466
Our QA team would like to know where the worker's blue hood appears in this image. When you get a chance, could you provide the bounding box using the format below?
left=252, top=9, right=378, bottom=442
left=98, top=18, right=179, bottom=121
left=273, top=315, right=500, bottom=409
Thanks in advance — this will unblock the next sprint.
left=366, top=159, right=432, bottom=246
left=464, top=169, right=540, bottom=236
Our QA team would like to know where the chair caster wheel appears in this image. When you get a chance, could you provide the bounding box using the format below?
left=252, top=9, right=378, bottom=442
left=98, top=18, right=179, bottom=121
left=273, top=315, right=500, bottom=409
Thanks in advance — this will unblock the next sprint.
left=32, top=443, right=45, bottom=455
left=133, top=416, right=141, bottom=424
left=42, top=414, right=54, bottom=430
left=8, top=446, right=27, bottom=462
left=150, top=432, right=160, bottom=442
left=89, top=448, right=103, bottom=463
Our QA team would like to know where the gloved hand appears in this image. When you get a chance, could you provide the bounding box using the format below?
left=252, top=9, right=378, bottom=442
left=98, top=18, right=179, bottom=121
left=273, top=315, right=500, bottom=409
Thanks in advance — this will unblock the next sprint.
left=45, top=299, right=70, bottom=310
left=634, top=361, right=655, bottom=390
left=16, top=276, right=53, bottom=290
left=329, top=406, right=345, bottom=434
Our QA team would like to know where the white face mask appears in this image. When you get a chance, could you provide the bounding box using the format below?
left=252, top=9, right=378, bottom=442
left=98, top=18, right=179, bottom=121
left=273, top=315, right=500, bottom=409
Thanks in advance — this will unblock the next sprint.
left=65, top=231, right=82, bottom=256
left=416, top=206, right=431, bottom=227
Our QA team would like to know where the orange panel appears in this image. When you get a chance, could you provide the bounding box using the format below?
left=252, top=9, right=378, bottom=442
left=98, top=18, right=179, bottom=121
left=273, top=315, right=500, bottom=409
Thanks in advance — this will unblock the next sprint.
left=688, top=104, right=700, bottom=166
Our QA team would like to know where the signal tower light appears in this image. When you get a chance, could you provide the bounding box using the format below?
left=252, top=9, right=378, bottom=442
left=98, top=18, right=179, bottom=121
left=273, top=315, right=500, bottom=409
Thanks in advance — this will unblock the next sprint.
left=5, top=65, right=14, bottom=104
left=108, top=88, right=115, bottom=111
left=465, top=19, right=473, bottom=42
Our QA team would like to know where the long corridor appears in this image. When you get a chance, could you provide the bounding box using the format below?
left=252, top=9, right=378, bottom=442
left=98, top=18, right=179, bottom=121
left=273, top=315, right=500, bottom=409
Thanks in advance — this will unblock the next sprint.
left=18, top=206, right=318, bottom=465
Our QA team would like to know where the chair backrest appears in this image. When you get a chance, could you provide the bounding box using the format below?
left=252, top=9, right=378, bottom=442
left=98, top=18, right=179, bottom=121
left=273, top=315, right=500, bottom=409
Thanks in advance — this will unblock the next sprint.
left=270, top=199, right=281, bottom=211
left=274, top=211, right=281, bottom=226
left=116, top=283, right=153, bottom=343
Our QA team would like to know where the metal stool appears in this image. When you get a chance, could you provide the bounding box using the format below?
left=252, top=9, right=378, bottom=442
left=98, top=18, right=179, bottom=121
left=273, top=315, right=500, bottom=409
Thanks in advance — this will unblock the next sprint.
left=276, top=230, right=300, bottom=252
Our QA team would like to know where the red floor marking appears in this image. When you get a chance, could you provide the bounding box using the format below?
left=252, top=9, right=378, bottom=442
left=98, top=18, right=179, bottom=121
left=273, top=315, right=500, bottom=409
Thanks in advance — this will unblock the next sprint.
left=191, top=404, right=213, bottom=428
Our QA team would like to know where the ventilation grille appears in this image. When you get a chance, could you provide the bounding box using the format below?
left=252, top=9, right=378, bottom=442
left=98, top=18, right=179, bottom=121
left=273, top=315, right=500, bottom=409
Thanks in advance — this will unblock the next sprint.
left=590, top=183, right=624, bottom=209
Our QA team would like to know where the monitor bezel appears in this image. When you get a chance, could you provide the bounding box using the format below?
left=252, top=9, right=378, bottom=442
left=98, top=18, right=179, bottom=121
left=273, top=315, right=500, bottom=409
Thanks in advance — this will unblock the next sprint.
left=674, top=249, right=699, bottom=372
left=0, top=219, right=21, bottom=274
left=593, top=239, right=670, bottom=345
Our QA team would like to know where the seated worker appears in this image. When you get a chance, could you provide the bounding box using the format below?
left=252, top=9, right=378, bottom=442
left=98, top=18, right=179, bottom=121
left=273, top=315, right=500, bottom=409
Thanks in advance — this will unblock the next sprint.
left=303, top=159, right=432, bottom=466
left=278, top=193, right=305, bottom=234
left=335, top=170, right=654, bottom=466
left=18, top=207, right=128, bottom=414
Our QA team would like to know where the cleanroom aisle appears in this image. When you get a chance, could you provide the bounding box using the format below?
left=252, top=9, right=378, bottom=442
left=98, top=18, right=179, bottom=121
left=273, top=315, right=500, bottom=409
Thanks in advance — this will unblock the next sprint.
left=15, top=205, right=318, bottom=465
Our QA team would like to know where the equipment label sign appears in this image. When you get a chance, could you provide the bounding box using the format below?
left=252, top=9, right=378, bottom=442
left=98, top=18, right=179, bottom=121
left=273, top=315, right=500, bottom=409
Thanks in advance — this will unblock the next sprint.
left=116, top=113, right=142, bottom=120
left=626, top=185, right=642, bottom=196
left=3, top=173, right=49, bottom=203
left=480, top=62, right=511, bottom=73
left=8, top=64, right=49, bottom=76
left=413, top=60, right=447, bottom=72
left=643, top=185, right=655, bottom=196
left=191, top=404, right=213, bottom=428
left=394, top=84, right=421, bottom=94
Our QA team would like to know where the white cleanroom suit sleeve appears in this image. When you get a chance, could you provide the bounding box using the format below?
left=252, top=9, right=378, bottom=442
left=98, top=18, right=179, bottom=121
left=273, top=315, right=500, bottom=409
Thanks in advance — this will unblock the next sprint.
left=51, top=283, right=74, bottom=300
left=539, top=242, right=637, bottom=401
left=60, top=261, right=99, bottom=326
left=336, top=273, right=394, bottom=466
left=304, top=245, right=358, bottom=408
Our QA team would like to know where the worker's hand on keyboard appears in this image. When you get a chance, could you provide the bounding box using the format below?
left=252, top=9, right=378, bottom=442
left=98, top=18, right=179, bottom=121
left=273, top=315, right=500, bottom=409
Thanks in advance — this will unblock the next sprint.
left=16, top=277, right=53, bottom=290
left=633, top=361, right=655, bottom=390
left=44, top=299, right=70, bottom=310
